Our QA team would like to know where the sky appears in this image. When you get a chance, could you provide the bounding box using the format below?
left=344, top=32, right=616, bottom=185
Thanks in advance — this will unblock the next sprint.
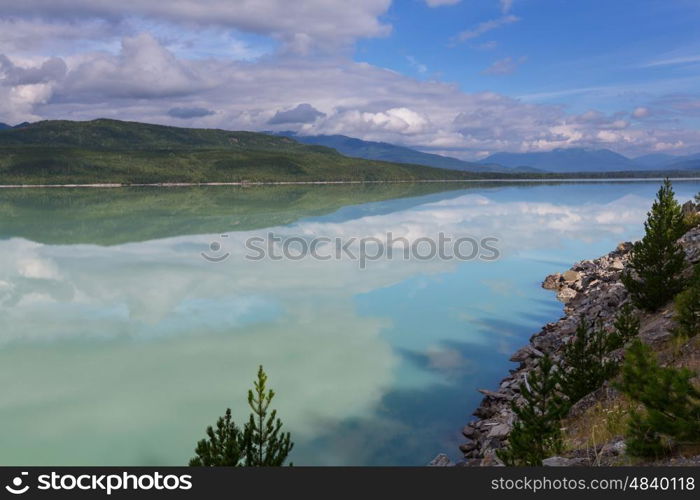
left=1, top=0, right=700, bottom=159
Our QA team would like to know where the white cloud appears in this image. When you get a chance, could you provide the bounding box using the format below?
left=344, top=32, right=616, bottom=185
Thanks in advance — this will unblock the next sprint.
left=315, top=107, right=432, bottom=136
left=425, top=0, right=461, bottom=6
left=455, top=15, right=520, bottom=42
left=632, top=106, right=650, bottom=118
left=482, top=55, right=526, bottom=75
left=1, top=11, right=699, bottom=157
left=500, top=0, right=514, bottom=14
left=0, top=17, right=119, bottom=54
left=640, top=55, right=700, bottom=68
left=59, top=33, right=209, bottom=99
left=1, top=0, right=393, bottom=53
left=268, top=103, right=326, bottom=124
left=406, top=55, right=428, bottom=74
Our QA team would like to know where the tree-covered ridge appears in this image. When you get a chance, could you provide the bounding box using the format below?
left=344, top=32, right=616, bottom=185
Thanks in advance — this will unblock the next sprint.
left=2, top=119, right=700, bottom=185
left=0, top=119, right=334, bottom=152
left=0, top=119, right=483, bottom=184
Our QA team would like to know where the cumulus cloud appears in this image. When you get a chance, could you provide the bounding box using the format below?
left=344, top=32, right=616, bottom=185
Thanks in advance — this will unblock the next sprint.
left=0, top=54, right=67, bottom=123
left=0, top=54, right=66, bottom=85
left=60, top=33, right=209, bottom=99
left=0, top=6, right=699, bottom=157
left=268, top=103, right=326, bottom=124
left=1, top=0, right=393, bottom=53
left=317, top=107, right=431, bottom=136
left=2, top=37, right=698, bottom=157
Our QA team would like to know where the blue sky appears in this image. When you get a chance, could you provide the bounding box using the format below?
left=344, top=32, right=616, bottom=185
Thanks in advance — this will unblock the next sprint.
left=1, top=0, right=699, bottom=158
left=359, top=0, right=700, bottom=113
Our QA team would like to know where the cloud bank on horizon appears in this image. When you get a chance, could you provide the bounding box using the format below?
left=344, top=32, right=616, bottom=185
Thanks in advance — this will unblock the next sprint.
left=1, top=0, right=700, bottom=159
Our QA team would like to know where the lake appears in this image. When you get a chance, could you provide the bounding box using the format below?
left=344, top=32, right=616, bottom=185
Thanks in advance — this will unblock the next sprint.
left=1, top=180, right=699, bottom=466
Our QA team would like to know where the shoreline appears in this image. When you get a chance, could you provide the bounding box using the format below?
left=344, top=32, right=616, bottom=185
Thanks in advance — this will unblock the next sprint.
left=449, top=221, right=700, bottom=467
left=2, top=178, right=700, bottom=189
left=450, top=242, right=636, bottom=466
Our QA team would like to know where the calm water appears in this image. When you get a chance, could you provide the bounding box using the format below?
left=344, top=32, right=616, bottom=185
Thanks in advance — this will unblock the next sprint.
left=1, top=180, right=699, bottom=466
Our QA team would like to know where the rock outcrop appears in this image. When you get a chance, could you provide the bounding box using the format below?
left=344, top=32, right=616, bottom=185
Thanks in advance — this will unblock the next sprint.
left=452, top=224, right=700, bottom=466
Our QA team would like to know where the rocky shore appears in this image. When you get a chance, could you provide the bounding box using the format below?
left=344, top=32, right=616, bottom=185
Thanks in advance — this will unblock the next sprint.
left=432, top=206, right=700, bottom=467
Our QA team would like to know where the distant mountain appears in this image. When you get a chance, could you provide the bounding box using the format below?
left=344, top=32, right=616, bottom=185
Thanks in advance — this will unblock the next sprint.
left=481, top=148, right=643, bottom=173
left=0, top=122, right=11, bottom=130
left=673, top=153, right=700, bottom=164
left=481, top=148, right=700, bottom=173
left=666, top=158, right=700, bottom=170
left=275, top=132, right=538, bottom=173
left=633, top=153, right=678, bottom=167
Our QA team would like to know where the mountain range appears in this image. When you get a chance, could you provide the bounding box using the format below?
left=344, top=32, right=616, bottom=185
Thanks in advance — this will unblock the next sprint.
left=276, top=133, right=700, bottom=173
left=480, top=148, right=700, bottom=173
left=275, top=132, right=541, bottom=173
left=1, top=119, right=699, bottom=180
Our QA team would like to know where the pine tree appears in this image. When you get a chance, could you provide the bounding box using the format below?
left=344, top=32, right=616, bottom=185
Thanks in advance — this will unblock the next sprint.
left=190, top=366, right=293, bottom=467
left=243, top=366, right=294, bottom=466
left=498, top=355, right=568, bottom=466
left=616, top=340, right=700, bottom=458
left=560, top=318, right=618, bottom=406
left=673, top=264, right=700, bottom=338
left=189, top=409, right=245, bottom=466
left=622, top=179, right=687, bottom=311
left=606, top=303, right=641, bottom=351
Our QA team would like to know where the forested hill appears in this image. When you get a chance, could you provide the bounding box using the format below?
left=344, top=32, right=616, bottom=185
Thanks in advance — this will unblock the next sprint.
left=0, top=119, right=480, bottom=185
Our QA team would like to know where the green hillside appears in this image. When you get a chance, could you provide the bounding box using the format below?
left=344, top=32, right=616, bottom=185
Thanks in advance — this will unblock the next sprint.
left=0, top=119, right=478, bottom=184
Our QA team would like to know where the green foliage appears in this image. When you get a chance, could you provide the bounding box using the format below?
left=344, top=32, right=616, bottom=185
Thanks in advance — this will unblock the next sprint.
left=622, top=179, right=688, bottom=311
left=498, top=355, right=568, bottom=466
left=0, top=119, right=482, bottom=184
left=560, top=318, right=618, bottom=406
left=616, top=340, right=700, bottom=458
left=189, top=409, right=245, bottom=466
left=243, top=366, right=294, bottom=467
left=190, top=366, right=293, bottom=467
left=606, top=303, right=641, bottom=351
left=625, top=411, right=667, bottom=459
left=674, top=264, right=700, bottom=339
left=3, top=120, right=700, bottom=184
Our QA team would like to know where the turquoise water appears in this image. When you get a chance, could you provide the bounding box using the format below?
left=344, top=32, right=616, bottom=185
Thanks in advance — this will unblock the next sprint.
left=0, top=181, right=698, bottom=466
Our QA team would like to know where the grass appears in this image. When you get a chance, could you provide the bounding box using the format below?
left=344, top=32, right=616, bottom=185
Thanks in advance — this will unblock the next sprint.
left=562, top=396, right=635, bottom=454
left=561, top=333, right=700, bottom=464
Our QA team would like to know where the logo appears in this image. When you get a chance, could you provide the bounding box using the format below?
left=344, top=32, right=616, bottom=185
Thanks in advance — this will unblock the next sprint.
left=201, top=234, right=230, bottom=262
left=5, top=472, right=29, bottom=495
